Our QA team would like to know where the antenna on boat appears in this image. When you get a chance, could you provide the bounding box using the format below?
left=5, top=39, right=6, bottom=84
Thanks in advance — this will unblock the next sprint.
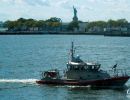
left=70, top=42, right=74, bottom=61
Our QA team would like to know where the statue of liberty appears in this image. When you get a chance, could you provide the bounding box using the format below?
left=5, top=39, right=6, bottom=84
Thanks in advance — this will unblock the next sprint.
left=73, top=6, right=77, bottom=17
left=73, top=6, right=78, bottom=22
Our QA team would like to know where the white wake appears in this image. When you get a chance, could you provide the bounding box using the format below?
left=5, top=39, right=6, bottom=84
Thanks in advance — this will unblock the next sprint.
left=0, top=79, right=38, bottom=84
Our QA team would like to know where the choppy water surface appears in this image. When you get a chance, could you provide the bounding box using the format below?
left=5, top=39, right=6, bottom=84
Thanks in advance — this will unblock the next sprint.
left=0, top=35, right=130, bottom=100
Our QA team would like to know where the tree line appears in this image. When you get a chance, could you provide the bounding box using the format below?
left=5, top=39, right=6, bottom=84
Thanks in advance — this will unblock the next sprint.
left=3, top=17, right=62, bottom=31
left=86, top=19, right=128, bottom=31
left=3, top=17, right=129, bottom=32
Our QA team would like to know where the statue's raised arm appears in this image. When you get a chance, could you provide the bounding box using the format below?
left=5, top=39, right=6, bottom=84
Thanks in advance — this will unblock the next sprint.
left=73, top=6, right=77, bottom=17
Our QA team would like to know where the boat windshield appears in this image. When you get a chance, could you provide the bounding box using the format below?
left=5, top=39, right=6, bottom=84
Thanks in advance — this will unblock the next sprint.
left=67, top=63, right=100, bottom=71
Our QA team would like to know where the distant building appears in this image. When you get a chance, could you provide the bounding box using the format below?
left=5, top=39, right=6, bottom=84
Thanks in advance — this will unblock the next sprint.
left=121, top=27, right=127, bottom=32
left=88, top=26, right=103, bottom=32
left=0, top=21, right=3, bottom=27
left=61, top=22, right=69, bottom=32
left=78, top=22, right=88, bottom=32
left=29, top=27, right=39, bottom=31
left=0, top=21, right=8, bottom=32
left=0, top=28, right=8, bottom=32
left=104, top=27, right=128, bottom=32
left=127, top=23, right=130, bottom=34
left=104, top=27, right=120, bottom=32
left=104, top=25, right=130, bottom=36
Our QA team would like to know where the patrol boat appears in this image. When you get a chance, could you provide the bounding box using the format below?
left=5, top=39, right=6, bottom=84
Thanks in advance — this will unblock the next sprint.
left=36, top=42, right=130, bottom=88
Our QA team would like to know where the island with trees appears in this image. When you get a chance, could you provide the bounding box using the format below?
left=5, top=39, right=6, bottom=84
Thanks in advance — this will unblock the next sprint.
left=0, top=7, right=130, bottom=36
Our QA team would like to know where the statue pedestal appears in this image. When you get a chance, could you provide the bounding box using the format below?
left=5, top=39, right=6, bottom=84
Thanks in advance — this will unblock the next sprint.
left=73, top=16, right=78, bottom=22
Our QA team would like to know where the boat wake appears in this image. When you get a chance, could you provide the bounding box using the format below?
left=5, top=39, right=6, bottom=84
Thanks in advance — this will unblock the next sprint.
left=67, top=85, right=91, bottom=88
left=0, top=79, right=38, bottom=84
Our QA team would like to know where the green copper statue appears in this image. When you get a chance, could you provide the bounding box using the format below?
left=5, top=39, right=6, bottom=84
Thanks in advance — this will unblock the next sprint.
left=73, top=6, right=77, bottom=17
left=73, top=6, right=78, bottom=22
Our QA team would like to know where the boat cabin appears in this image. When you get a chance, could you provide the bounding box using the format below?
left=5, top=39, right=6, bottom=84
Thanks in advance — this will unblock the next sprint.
left=65, top=42, right=110, bottom=80
left=66, top=61, right=110, bottom=80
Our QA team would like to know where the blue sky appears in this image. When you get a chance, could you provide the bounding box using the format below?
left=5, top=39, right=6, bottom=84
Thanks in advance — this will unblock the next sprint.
left=0, top=0, right=130, bottom=22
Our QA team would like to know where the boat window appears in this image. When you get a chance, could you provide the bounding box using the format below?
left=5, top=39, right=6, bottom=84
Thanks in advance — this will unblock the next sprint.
left=80, top=66, right=85, bottom=70
left=67, top=66, right=70, bottom=69
left=92, top=66, right=95, bottom=69
left=74, top=66, right=79, bottom=70
left=84, top=66, right=88, bottom=70
left=80, top=77, right=83, bottom=79
left=93, top=65, right=100, bottom=71
left=97, top=75, right=100, bottom=77
left=88, top=75, right=90, bottom=77
left=67, top=64, right=69, bottom=69
left=88, top=65, right=92, bottom=70
left=69, top=65, right=74, bottom=70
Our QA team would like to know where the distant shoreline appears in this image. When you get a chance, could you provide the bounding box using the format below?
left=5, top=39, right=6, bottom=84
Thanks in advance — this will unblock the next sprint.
left=0, top=31, right=130, bottom=37
left=0, top=31, right=104, bottom=35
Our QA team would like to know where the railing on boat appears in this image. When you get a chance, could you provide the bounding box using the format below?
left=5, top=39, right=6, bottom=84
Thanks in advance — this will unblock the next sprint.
left=61, top=68, right=130, bottom=77
left=108, top=69, right=129, bottom=77
left=40, top=68, right=130, bottom=79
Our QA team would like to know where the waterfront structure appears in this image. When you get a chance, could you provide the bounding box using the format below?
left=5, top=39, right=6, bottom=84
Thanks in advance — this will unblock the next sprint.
left=88, top=26, right=103, bottom=32
left=0, top=21, right=3, bottom=27
left=61, top=22, right=69, bottom=32
left=0, top=28, right=8, bottom=32
left=78, top=22, right=88, bottom=32
left=126, top=23, right=130, bottom=34
left=104, top=26, right=129, bottom=36
left=0, top=21, right=8, bottom=32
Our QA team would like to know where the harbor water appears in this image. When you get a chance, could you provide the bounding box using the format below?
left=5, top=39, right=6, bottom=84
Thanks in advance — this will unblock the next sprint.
left=0, top=35, right=130, bottom=100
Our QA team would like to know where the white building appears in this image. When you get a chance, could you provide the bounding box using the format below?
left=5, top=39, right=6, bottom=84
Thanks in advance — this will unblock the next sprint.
left=78, top=22, right=88, bottom=32
left=0, top=21, right=3, bottom=27
left=61, top=22, right=69, bottom=31
left=0, top=28, right=8, bottom=32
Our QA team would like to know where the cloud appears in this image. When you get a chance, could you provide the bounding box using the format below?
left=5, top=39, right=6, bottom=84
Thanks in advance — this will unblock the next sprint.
left=53, top=0, right=73, bottom=10
left=0, top=0, right=130, bottom=21
left=1, top=0, right=50, bottom=6
left=25, top=0, right=50, bottom=6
